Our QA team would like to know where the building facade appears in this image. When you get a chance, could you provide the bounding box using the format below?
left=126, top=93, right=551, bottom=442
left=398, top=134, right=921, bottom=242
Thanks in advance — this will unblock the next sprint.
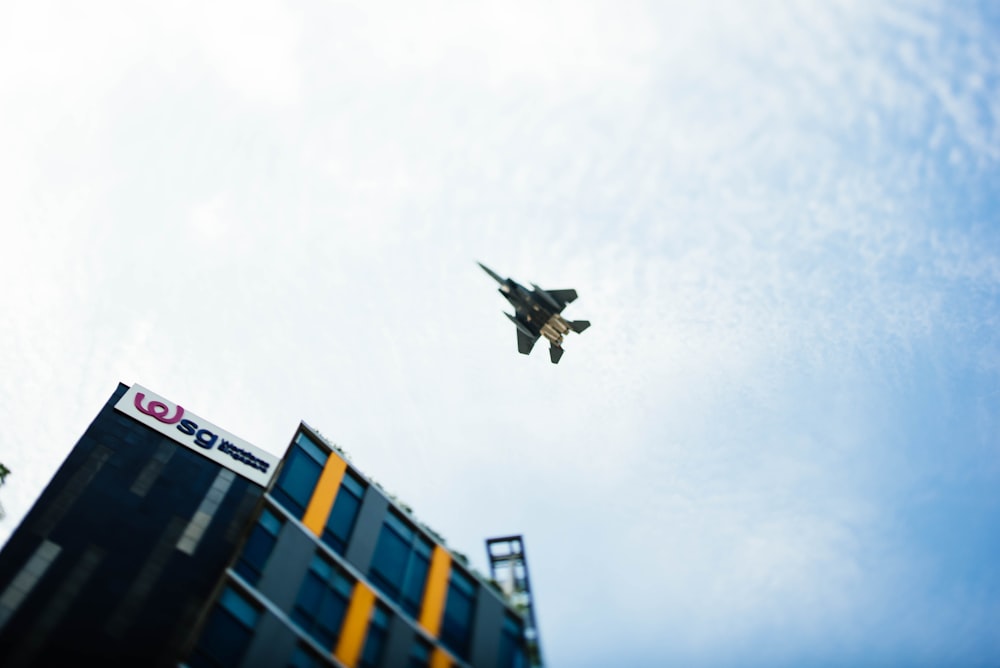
left=0, top=383, right=277, bottom=667
left=182, top=421, right=530, bottom=668
left=0, top=383, right=532, bottom=668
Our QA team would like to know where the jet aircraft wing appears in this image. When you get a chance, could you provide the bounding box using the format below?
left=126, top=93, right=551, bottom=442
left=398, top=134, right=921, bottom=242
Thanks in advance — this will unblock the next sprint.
left=544, top=288, right=578, bottom=307
left=516, top=329, right=538, bottom=355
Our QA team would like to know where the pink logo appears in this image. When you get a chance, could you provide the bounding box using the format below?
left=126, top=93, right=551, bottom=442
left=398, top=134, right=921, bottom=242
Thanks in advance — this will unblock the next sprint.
left=134, top=392, right=185, bottom=424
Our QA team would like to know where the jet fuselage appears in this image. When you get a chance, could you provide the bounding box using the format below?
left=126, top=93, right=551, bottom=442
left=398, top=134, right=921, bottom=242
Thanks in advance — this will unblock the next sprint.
left=479, top=262, right=590, bottom=363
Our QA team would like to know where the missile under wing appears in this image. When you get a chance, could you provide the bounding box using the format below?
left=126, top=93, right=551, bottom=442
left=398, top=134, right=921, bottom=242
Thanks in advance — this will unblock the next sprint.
left=478, top=262, right=590, bottom=364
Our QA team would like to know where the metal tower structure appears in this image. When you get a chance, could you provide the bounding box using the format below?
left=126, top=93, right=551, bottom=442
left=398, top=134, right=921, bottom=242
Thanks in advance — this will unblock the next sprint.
left=486, top=535, right=544, bottom=667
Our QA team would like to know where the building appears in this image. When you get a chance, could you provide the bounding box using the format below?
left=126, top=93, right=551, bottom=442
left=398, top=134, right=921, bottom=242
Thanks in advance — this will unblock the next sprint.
left=0, top=382, right=277, bottom=666
left=0, top=383, right=534, bottom=668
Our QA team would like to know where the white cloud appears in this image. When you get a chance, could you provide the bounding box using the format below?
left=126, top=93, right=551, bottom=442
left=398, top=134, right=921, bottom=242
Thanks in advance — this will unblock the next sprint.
left=185, top=0, right=302, bottom=105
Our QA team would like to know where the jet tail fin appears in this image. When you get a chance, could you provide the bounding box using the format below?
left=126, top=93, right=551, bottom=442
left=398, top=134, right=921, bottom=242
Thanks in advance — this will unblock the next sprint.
left=549, top=344, right=564, bottom=364
left=569, top=320, right=590, bottom=333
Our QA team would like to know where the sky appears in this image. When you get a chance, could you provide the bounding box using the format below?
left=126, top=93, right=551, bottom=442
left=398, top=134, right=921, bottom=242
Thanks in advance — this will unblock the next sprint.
left=1, top=1, right=999, bottom=666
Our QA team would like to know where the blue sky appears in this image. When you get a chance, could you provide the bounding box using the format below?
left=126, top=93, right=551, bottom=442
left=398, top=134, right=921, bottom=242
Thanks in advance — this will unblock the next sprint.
left=1, top=1, right=999, bottom=666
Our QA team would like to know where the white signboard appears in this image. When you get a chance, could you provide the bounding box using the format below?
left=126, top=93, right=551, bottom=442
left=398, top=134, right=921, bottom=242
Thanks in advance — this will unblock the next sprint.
left=115, top=384, right=278, bottom=487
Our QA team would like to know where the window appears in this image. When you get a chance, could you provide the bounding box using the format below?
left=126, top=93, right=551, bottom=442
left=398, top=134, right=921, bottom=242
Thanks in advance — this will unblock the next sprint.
left=407, top=636, right=432, bottom=668
left=288, top=642, right=327, bottom=668
left=0, top=539, right=61, bottom=630
left=358, top=603, right=390, bottom=668
left=322, top=471, right=364, bottom=555
left=291, top=554, right=353, bottom=650
left=189, top=586, right=260, bottom=668
left=497, top=614, right=528, bottom=668
left=177, top=469, right=236, bottom=555
left=440, top=568, right=476, bottom=659
left=272, top=433, right=328, bottom=518
left=368, top=512, right=432, bottom=617
left=234, top=507, right=283, bottom=585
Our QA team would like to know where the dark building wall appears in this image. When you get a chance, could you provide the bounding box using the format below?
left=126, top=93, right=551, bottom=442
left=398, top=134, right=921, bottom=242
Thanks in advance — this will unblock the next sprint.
left=469, top=589, right=505, bottom=668
left=343, top=491, right=389, bottom=574
left=240, top=609, right=304, bottom=668
left=255, top=519, right=317, bottom=613
left=0, top=383, right=265, bottom=667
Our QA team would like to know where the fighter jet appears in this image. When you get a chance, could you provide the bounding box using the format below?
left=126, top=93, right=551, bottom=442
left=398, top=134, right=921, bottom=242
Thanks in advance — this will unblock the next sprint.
left=479, top=262, right=590, bottom=363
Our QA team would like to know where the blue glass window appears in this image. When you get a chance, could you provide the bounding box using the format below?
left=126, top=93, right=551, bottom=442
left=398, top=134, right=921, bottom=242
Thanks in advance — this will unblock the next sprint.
left=497, top=614, right=528, bottom=668
left=440, top=568, right=476, bottom=659
left=358, top=603, right=390, bottom=668
left=368, top=512, right=432, bottom=617
left=322, top=470, right=364, bottom=555
left=188, top=586, right=260, bottom=668
left=291, top=554, right=353, bottom=650
left=271, top=434, right=327, bottom=518
left=234, top=507, right=283, bottom=585
left=407, top=636, right=432, bottom=668
left=288, top=643, right=326, bottom=668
